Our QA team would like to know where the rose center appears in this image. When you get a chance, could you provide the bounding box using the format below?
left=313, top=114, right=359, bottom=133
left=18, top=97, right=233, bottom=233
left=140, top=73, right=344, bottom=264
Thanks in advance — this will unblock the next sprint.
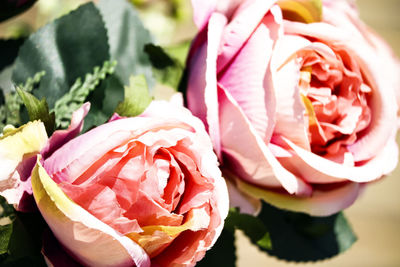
left=298, top=46, right=372, bottom=163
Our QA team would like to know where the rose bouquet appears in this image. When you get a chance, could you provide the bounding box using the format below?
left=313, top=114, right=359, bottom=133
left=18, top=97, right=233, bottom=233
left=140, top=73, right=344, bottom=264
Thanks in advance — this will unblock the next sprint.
left=0, top=0, right=399, bottom=266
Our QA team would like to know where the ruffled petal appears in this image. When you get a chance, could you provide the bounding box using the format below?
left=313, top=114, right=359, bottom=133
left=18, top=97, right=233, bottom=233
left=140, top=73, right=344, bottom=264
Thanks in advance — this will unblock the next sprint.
left=44, top=117, right=186, bottom=183
left=284, top=20, right=398, bottom=161
left=217, top=0, right=278, bottom=72
left=31, top=159, right=150, bottom=267
left=281, top=136, right=398, bottom=184
left=218, top=85, right=311, bottom=196
left=218, top=9, right=281, bottom=140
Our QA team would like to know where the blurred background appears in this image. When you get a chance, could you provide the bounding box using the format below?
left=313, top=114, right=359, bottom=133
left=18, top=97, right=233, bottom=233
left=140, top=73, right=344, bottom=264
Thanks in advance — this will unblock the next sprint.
left=1, top=0, right=399, bottom=266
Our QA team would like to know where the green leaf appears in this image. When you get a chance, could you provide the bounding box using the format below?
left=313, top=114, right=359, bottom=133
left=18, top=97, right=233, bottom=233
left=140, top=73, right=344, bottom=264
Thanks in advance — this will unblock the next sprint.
left=4, top=70, right=46, bottom=128
left=0, top=213, right=47, bottom=266
left=225, top=208, right=271, bottom=250
left=1, top=71, right=46, bottom=128
left=0, top=196, right=15, bottom=256
left=334, top=212, right=357, bottom=252
left=82, top=74, right=125, bottom=133
left=12, top=3, right=110, bottom=108
left=163, top=40, right=191, bottom=66
left=197, top=229, right=236, bottom=267
left=0, top=224, right=13, bottom=255
left=144, top=44, right=184, bottom=90
left=0, top=196, right=46, bottom=266
left=0, top=39, right=25, bottom=72
left=18, top=71, right=46, bottom=94
left=53, top=61, right=116, bottom=128
left=257, top=201, right=357, bottom=262
left=97, top=0, right=154, bottom=88
left=115, top=75, right=152, bottom=117
left=0, top=196, right=15, bottom=220
left=16, top=88, right=55, bottom=135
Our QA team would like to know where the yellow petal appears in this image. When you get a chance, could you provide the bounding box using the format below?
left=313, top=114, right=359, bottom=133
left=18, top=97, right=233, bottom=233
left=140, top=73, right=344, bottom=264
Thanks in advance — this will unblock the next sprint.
left=301, top=93, right=318, bottom=126
left=0, top=121, right=48, bottom=167
left=277, top=0, right=323, bottom=23
left=31, top=159, right=150, bottom=267
left=0, top=121, right=48, bottom=203
left=126, top=208, right=210, bottom=257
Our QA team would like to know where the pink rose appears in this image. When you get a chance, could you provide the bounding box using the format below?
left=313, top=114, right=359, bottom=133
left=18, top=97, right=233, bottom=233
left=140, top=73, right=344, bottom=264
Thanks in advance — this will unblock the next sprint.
left=186, top=0, right=400, bottom=216
left=2, top=101, right=228, bottom=266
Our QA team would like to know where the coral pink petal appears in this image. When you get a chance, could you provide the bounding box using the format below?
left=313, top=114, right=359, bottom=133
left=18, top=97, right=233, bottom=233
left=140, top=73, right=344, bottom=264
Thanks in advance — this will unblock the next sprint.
left=217, top=0, right=277, bottom=72
left=218, top=85, right=311, bottom=196
left=125, top=191, right=183, bottom=227
left=281, top=136, right=398, bottom=184
left=32, top=161, right=150, bottom=267
left=218, top=9, right=280, bottom=140
left=44, top=118, right=182, bottom=183
left=284, top=20, right=398, bottom=161
left=153, top=230, right=207, bottom=266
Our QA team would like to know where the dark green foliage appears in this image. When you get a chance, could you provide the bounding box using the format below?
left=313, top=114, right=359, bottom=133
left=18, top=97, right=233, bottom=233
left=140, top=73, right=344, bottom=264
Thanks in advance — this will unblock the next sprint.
left=257, top=201, right=357, bottom=262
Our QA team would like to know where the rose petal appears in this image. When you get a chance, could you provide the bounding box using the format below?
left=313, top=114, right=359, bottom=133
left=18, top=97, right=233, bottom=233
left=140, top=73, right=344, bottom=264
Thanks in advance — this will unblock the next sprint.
left=187, top=13, right=227, bottom=159
left=31, top=159, right=150, bottom=267
left=44, top=117, right=187, bottom=183
left=277, top=0, right=323, bottom=23
left=281, top=136, right=398, bottom=184
left=223, top=170, right=261, bottom=215
left=235, top=177, right=363, bottom=216
left=126, top=207, right=210, bottom=258
left=218, top=9, right=280, bottom=140
left=0, top=121, right=48, bottom=207
left=41, top=228, right=81, bottom=267
left=191, top=0, right=215, bottom=29
left=283, top=20, right=398, bottom=161
left=218, top=85, right=311, bottom=196
left=217, top=0, right=278, bottom=72
left=42, top=102, right=90, bottom=159
left=272, top=54, right=310, bottom=150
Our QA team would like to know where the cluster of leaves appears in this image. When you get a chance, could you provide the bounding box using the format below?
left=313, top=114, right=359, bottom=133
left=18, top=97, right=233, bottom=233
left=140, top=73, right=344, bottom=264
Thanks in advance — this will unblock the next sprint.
left=0, top=0, right=185, bottom=134
left=199, top=201, right=356, bottom=266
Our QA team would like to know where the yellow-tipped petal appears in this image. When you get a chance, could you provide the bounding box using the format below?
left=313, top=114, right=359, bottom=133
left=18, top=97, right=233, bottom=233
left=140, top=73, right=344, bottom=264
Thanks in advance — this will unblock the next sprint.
left=126, top=208, right=210, bottom=257
left=277, top=0, right=323, bottom=23
left=0, top=121, right=48, bottom=205
left=31, top=159, right=150, bottom=267
left=235, top=178, right=362, bottom=216
left=0, top=121, right=48, bottom=173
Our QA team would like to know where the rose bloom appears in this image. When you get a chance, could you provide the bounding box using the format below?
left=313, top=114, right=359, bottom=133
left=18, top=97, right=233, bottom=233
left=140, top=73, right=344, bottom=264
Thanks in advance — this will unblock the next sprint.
left=0, top=100, right=228, bottom=267
left=186, top=0, right=400, bottom=216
